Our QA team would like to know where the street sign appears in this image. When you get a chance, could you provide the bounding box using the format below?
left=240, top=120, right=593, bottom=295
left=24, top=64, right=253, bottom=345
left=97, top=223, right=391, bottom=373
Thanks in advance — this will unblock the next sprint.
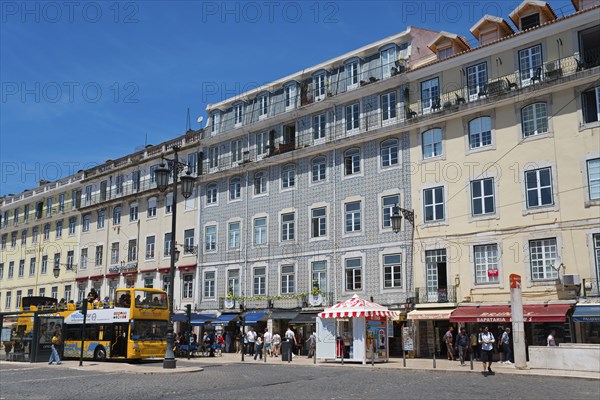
left=509, top=274, right=521, bottom=289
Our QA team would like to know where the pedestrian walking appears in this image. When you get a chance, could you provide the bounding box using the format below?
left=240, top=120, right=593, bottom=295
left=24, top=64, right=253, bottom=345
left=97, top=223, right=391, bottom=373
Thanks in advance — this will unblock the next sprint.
left=444, top=326, right=455, bottom=361
left=456, top=327, right=469, bottom=366
left=307, top=332, right=316, bottom=358
left=501, top=327, right=512, bottom=364
left=253, top=334, right=263, bottom=361
left=247, top=328, right=256, bottom=356
left=547, top=329, right=557, bottom=346
left=285, top=327, right=296, bottom=357
left=48, top=328, right=62, bottom=365
left=264, top=329, right=272, bottom=357
left=479, top=326, right=495, bottom=374
left=272, top=332, right=281, bottom=357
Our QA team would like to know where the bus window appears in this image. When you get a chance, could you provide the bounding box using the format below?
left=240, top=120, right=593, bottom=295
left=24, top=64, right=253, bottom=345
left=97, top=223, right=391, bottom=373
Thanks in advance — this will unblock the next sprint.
left=130, top=320, right=167, bottom=340
left=134, top=290, right=167, bottom=309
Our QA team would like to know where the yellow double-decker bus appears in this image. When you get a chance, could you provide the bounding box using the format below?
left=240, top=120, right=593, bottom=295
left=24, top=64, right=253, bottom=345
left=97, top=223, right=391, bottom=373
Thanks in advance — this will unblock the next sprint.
left=62, top=288, right=169, bottom=361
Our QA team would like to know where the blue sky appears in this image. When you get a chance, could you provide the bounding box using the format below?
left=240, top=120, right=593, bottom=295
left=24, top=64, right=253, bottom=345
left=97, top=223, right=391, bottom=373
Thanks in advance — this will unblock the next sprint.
left=0, top=0, right=575, bottom=196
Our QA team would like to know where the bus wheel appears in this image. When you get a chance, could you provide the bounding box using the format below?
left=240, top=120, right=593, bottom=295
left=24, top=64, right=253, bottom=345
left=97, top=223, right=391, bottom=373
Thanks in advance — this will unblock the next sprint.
left=94, top=347, right=107, bottom=361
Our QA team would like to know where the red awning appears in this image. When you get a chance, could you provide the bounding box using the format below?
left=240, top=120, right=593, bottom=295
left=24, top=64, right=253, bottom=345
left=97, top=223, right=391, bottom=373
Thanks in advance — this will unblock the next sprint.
left=141, top=268, right=158, bottom=273
left=105, top=273, right=120, bottom=279
left=158, top=268, right=170, bottom=274
left=75, top=276, right=89, bottom=282
left=177, top=264, right=197, bottom=272
left=450, top=304, right=572, bottom=323
left=89, top=275, right=103, bottom=281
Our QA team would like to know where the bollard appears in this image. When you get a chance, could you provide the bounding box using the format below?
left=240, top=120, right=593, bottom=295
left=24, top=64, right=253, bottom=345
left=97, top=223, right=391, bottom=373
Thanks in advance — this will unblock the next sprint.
left=264, top=343, right=266, bottom=363
left=433, top=352, right=436, bottom=368
left=288, top=342, right=291, bottom=364
left=371, top=341, right=375, bottom=367
left=470, top=351, right=474, bottom=370
left=402, top=347, right=406, bottom=368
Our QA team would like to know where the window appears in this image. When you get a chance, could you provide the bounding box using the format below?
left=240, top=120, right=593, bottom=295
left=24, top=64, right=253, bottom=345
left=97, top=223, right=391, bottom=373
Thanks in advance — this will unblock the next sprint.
left=80, top=249, right=88, bottom=269
left=519, top=44, right=542, bottom=86
left=206, top=183, right=218, bottom=204
left=97, top=209, right=105, bottom=229
left=284, top=84, right=296, bottom=110
left=183, top=274, right=194, bottom=298
left=424, top=186, right=445, bottom=222
left=209, top=146, right=219, bottom=169
left=0, top=263, right=3, bottom=279
left=95, top=245, right=103, bottom=266
left=147, top=197, right=157, bottom=217
left=64, top=285, right=72, bottom=302
left=529, top=238, right=558, bottom=280
left=18, top=260, right=24, bottom=278
left=467, top=63, right=487, bottom=101
left=10, top=232, right=16, bottom=248
left=471, top=178, right=495, bottom=215
left=149, top=164, right=160, bottom=184
left=1, top=234, right=5, bottom=250
left=311, top=157, right=326, bottom=182
left=422, top=128, right=443, bottom=159
left=29, top=258, right=36, bottom=276
left=582, top=87, right=600, bottom=124
left=21, top=229, right=27, bottom=245
left=521, top=103, right=548, bottom=137
left=184, top=229, right=194, bottom=254
left=68, top=217, right=76, bottom=235
left=383, top=254, right=402, bottom=288
left=164, top=233, right=172, bottom=257
left=43, top=223, right=50, bottom=240
left=205, top=226, right=217, bottom=251
left=345, top=103, right=360, bottom=131
left=281, top=212, right=295, bottom=241
left=588, top=159, right=600, bottom=200
left=210, top=112, right=220, bottom=134
left=345, top=201, right=361, bottom=233
left=254, top=171, right=267, bottom=195
left=13, top=208, right=19, bottom=225
left=381, top=139, right=399, bottom=167
left=438, top=46, right=453, bottom=60
left=162, top=275, right=170, bottom=294
left=525, top=167, right=553, bottom=208
left=382, top=195, right=400, bottom=228
left=115, top=175, right=124, bottom=195
left=256, top=132, right=268, bottom=156
left=130, top=202, right=139, bottom=221
left=594, top=234, right=600, bottom=280
left=111, top=242, right=119, bottom=264
left=128, top=239, right=137, bottom=262
left=281, top=265, right=295, bottom=294
left=46, top=197, right=53, bottom=216
left=234, top=103, right=244, bottom=125
left=254, top=217, right=267, bottom=245
left=346, top=60, right=359, bottom=88
left=253, top=267, right=266, bottom=295
left=5, top=292, right=11, bottom=310
left=204, top=271, right=216, bottom=298
left=313, top=73, right=326, bottom=100
left=146, top=236, right=155, bottom=260
left=229, top=177, right=241, bottom=200
left=312, top=261, right=327, bottom=293
left=82, top=214, right=90, bottom=232
left=421, top=78, right=440, bottom=113
left=227, top=269, right=240, bottom=297
left=521, top=13, right=540, bottom=30
left=228, top=222, right=240, bottom=249
left=66, top=250, right=75, bottom=271
left=259, top=95, right=269, bottom=118
left=231, top=139, right=242, bottom=163
left=380, top=45, right=396, bottom=78
left=23, top=205, right=30, bottom=222
left=113, top=206, right=122, bottom=225
left=99, top=180, right=108, bottom=202
left=16, top=290, right=22, bottom=308
left=165, top=193, right=173, bottom=214
left=281, top=165, right=296, bottom=189
left=311, top=207, right=327, bottom=238
left=381, top=92, right=397, bottom=123
left=345, top=258, right=362, bottom=291
left=344, top=148, right=360, bottom=176
left=55, top=220, right=63, bottom=238
left=313, top=113, right=326, bottom=140
left=474, top=244, right=499, bottom=284
left=8, top=262, right=14, bottom=279
left=84, top=185, right=92, bottom=204
left=32, top=226, right=39, bottom=243
left=468, top=117, right=492, bottom=149
left=132, top=170, right=141, bottom=191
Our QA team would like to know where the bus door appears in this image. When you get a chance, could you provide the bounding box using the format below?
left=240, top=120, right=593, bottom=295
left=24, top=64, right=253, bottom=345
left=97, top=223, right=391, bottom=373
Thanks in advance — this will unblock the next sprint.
left=112, top=323, right=129, bottom=358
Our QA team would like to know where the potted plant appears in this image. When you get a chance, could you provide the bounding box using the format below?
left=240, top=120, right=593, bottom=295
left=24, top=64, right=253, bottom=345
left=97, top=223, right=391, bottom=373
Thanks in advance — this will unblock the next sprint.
left=308, top=281, right=323, bottom=306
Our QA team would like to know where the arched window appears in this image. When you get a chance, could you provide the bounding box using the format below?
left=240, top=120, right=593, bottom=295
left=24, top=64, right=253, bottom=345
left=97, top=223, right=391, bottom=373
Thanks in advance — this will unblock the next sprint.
left=282, top=165, right=296, bottom=188
left=112, top=206, right=122, bottom=225
left=206, top=183, right=218, bottom=204
left=380, top=139, right=399, bottom=167
left=468, top=117, right=492, bottom=149
left=229, top=177, right=241, bottom=200
left=312, top=157, right=326, bottom=182
left=421, top=128, right=443, bottom=159
left=254, top=171, right=267, bottom=195
left=344, top=148, right=361, bottom=175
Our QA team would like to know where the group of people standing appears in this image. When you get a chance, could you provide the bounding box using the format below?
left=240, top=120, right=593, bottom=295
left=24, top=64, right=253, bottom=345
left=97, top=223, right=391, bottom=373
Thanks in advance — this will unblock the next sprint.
left=243, top=327, right=316, bottom=361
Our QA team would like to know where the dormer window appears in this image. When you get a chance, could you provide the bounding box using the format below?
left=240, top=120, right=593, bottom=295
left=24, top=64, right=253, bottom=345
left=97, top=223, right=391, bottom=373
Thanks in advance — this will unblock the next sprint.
left=210, top=112, right=220, bottom=135
left=346, top=60, right=360, bottom=90
left=438, top=47, right=453, bottom=60
left=234, top=103, right=243, bottom=126
left=521, top=13, right=540, bottom=30
left=313, top=73, right=327, bottom=101
left=380, top=45, right=397, bottom=78
left=259, top=95, right=269, bottom=119
left=284, top=83, right=297, bottom=111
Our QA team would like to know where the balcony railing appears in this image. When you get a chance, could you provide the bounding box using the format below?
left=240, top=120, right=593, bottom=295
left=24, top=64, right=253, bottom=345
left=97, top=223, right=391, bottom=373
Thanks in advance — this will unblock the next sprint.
left=199, top=52, right=597, bottom=178
left=416, top=286, right=457, bottom=304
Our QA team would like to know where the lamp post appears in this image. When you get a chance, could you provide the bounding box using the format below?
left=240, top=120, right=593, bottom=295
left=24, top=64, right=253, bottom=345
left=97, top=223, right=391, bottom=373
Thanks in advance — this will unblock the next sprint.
left=390, top=204, right=415, bottom=368
left=154, top=145, right=195, bottom=369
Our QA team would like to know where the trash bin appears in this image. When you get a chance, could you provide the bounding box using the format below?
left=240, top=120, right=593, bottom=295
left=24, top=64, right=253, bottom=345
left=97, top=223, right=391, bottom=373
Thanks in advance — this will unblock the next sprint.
left=281, top=341, right=292, bottom=361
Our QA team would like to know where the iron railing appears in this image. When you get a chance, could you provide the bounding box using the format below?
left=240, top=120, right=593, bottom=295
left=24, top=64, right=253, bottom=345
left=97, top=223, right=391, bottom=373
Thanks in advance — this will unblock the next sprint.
left=416, top=285, right=457, bottom=304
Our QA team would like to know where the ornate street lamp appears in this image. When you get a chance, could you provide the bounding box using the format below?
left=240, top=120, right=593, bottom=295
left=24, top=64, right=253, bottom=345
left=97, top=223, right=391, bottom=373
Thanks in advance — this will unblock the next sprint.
left=390, top=204, right=415, bottom=234
left=154, top=145, right=195, bottom=369
left=53, top=264, right=61, bottom=278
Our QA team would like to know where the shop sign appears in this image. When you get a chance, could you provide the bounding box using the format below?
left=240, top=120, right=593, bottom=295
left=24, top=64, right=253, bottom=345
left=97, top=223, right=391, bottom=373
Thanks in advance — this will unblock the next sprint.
left=108, top=263, right=138, bottom=274
left=402, top=327, right=414, bottom=351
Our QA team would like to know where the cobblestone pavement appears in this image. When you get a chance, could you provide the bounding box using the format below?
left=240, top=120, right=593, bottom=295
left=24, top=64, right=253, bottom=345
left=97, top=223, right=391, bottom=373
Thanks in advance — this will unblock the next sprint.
left=1, top=358, right=599, bottom=400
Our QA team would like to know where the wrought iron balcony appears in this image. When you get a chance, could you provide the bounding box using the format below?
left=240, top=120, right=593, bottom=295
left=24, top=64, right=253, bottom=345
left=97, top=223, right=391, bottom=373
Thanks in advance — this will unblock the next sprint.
left=416, top=286, right=457, bottom=304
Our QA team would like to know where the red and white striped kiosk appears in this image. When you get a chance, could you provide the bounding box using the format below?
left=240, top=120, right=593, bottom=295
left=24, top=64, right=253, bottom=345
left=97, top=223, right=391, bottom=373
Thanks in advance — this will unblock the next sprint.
left=316, top=294, right=399, bottom=364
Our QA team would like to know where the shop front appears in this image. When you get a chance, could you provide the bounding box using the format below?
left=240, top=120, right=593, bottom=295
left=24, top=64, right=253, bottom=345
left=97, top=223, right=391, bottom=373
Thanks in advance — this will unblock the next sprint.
left=406, top=308, right=455, bottom=358
left=572, top=304, right=600, bottom=344
left=211, top=313, right=239, bottom=352
left=316, top=294, right=399, bottom=364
